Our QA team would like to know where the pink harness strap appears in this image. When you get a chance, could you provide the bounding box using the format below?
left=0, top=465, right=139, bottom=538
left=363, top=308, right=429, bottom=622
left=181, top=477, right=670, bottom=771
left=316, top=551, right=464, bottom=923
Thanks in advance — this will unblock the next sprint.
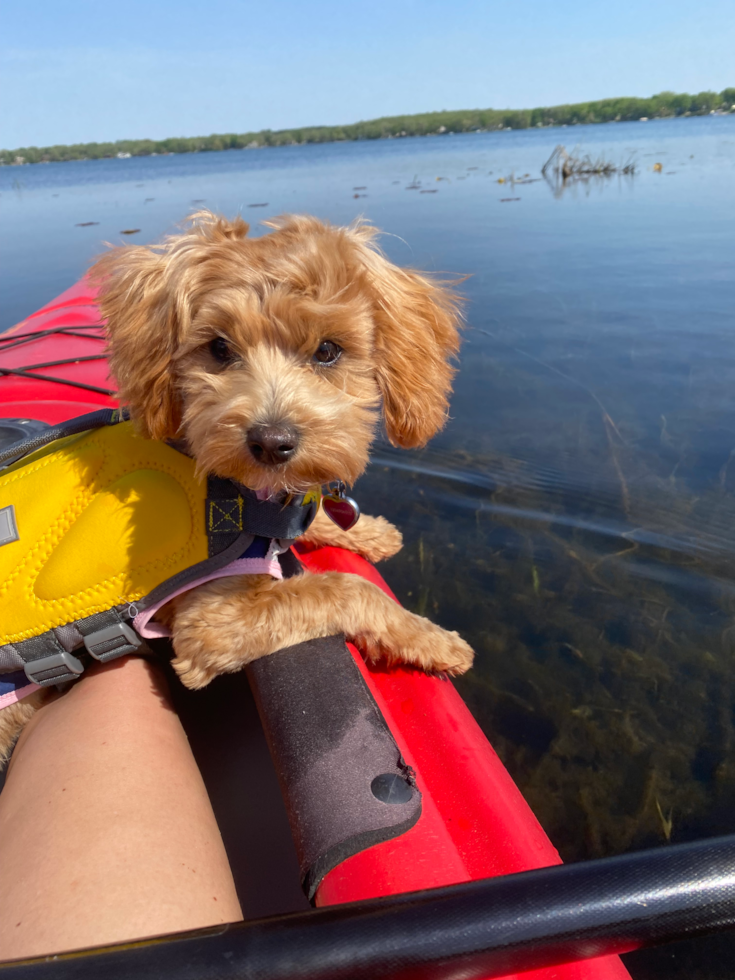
left=133, top=553, right=283, bottom=639
left=0, top=681, right=40, bottom=710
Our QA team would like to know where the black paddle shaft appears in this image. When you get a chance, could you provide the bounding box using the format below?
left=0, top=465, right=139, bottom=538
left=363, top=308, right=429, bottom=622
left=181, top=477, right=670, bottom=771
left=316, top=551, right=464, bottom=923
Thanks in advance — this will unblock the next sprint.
left=3, top=833, right=735, bottom=979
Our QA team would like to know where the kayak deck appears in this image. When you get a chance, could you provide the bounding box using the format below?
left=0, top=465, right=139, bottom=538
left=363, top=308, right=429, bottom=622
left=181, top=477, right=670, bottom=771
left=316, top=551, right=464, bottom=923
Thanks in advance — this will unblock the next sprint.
left=0, top=279, right=112, bottom=421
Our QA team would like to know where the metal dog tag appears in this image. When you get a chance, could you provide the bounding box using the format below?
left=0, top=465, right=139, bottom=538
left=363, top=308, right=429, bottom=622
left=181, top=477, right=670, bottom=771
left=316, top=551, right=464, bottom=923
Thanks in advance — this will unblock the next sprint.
left=322, top=482, right=360, bottom=531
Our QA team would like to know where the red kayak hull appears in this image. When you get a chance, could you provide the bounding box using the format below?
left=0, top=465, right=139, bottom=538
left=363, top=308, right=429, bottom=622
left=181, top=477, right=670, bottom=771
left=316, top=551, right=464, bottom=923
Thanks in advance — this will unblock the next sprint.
left=0, top=282, right=630, bottom=980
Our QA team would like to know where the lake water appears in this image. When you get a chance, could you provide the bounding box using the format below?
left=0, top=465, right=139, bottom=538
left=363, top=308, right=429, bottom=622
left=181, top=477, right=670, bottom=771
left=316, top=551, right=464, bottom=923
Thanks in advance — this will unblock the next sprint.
left=2, top=117, right=735, bottom=977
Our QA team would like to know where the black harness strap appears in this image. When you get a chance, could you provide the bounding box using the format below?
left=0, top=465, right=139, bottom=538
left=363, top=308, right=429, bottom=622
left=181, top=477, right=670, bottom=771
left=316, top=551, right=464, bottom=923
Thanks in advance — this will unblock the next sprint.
left=206, top=477, right=319, bottom=548
left=0, top=407, right=128, bottom=470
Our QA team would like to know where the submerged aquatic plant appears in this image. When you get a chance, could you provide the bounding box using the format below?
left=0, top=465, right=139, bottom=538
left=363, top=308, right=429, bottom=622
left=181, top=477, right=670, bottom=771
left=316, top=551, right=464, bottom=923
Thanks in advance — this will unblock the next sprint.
left=357, top=328, right=735, bottom=867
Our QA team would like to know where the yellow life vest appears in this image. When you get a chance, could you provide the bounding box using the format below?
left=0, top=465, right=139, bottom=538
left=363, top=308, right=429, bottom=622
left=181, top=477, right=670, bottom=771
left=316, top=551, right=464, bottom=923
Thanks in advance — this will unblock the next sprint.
left=0, top=413, right=318, bottom=688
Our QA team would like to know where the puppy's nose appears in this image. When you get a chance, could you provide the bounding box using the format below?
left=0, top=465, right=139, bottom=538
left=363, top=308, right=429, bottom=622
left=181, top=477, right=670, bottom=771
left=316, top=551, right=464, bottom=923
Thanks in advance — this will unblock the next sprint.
left=246, top=424, right=300, bottom=466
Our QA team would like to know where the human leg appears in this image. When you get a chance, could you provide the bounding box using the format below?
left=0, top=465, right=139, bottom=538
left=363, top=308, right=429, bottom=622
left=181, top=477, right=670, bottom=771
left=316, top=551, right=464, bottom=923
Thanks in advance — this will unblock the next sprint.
left=0, top=656, right=242, bottom=961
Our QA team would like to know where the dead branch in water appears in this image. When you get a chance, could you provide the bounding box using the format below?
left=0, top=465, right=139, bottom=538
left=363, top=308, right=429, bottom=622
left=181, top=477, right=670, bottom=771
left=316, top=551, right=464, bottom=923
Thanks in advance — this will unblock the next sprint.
left=542, top=145, right=636, bottom=195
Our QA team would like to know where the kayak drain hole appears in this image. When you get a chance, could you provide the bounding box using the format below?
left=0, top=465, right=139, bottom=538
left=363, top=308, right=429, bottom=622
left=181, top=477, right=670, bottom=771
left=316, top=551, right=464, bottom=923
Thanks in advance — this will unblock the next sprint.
left=371, top=772, right=413, bottom=804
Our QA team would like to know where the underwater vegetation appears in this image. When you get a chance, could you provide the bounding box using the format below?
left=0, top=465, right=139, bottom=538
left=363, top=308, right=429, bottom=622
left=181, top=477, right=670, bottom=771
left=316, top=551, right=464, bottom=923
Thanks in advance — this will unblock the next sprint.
left=357, top=333, right=735, bottom=867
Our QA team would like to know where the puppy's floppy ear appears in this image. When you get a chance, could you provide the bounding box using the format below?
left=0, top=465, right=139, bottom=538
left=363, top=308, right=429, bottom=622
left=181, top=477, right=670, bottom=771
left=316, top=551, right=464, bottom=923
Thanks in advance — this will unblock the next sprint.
left=348, top=226, right=463, bottom=449
left=89, top=211, right=250, bottom=441
left=90, top=245, right=182, bottom=440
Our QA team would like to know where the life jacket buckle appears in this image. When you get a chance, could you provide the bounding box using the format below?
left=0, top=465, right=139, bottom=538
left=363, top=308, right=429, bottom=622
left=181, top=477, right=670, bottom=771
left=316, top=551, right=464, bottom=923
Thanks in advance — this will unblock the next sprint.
left=83, top=622, right=143, bottom=663
left=24, top=651, right=84, bottom=687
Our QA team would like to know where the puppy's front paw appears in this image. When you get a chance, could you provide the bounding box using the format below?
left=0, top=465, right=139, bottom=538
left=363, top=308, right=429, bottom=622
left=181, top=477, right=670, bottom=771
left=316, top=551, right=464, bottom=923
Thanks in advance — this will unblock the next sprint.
left=300, top=510, right=403, bottom=563
left=350, top=515, right=403, bottom=563
left=167, top=582, right=257, bottom=690
left=410, top=627, right=474, bottom=676
left=357, top=611, right=474, bottom=677
left=171, top=636, right=217, bottom=690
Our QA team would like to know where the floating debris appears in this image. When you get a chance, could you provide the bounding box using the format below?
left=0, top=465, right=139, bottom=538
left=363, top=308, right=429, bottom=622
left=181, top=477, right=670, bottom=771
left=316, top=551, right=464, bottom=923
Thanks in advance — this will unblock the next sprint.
left=497, top=177, right=506, bottom=184
left=542, top=144, right=636, bottom=181
left=353, top=193, right=368, bottom=198
left=541, top=145, right=636, bottom=197
left=500, top=197, right=521, bottom=202
left=75, top=221, right=99, bottom=227
left=653, top=162, right=663, bottom=172
left=247, top=203, right=269, bottom=208
left=144, top=197, right=155, bottom=203
left=353, top=186, right=367, bottom=190
left=191, top=198, right=206, bottom=203
left=120, top=228, right=141, bottom=235
left=420, top=189, right=438, bottom=194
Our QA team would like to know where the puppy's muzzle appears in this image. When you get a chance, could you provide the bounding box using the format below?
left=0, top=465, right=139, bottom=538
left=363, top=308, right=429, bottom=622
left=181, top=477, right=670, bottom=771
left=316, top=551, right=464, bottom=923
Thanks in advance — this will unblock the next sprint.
left=246, top=423, right=300, bottom=467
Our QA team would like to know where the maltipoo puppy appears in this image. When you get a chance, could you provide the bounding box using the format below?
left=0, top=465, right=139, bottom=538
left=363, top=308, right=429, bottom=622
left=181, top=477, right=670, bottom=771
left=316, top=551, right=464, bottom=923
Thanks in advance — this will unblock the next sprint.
left=94, top=212, right=473, bottom=687
left=0, top=213, right=473, bottom=765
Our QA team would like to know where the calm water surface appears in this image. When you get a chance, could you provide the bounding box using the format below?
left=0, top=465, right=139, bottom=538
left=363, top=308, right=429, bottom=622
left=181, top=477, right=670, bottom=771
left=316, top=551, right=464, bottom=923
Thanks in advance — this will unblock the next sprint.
left=2, top=117, right=735, bottom=977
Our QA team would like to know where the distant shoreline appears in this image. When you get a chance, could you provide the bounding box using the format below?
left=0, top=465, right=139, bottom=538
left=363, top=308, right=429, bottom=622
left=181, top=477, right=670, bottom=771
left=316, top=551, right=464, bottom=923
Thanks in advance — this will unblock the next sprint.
left=3, top=88, right=733, bottom=167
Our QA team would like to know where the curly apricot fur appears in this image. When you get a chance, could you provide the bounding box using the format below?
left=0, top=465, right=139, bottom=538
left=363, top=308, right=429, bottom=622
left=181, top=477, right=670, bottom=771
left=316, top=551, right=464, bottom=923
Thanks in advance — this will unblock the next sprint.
left=0, top=212, right=473, bottom=763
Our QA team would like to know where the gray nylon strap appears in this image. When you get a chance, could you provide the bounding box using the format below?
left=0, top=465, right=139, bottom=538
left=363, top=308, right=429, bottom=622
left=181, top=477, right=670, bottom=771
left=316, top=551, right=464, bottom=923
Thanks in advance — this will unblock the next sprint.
left=13, top=632, right=85, bottom=687
left=3, top=606, right=149, bottom=685
left=16, top=632, right=67, bottom=663
left=0, top=643, right=24, bottom=671
left=75, top=608, right=149, bottom=662
left=53, top=622, right=84, bottom=653
left=75, top=608, right=126, bottom=636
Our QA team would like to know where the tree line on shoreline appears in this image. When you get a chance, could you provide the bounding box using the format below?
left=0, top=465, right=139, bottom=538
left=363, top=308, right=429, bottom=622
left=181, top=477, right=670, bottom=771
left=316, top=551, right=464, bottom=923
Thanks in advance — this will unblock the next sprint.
left=3, top=88, right=734, bottom=166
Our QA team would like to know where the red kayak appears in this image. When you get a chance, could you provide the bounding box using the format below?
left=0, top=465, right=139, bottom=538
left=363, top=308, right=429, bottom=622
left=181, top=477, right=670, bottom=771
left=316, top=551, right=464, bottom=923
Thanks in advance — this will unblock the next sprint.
left=0, top=279, right=630, bottom=980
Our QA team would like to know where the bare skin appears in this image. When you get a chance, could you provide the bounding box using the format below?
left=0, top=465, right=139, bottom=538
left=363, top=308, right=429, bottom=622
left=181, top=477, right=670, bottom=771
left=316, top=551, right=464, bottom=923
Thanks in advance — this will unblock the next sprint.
left=0, top=657, right=242, bottom=962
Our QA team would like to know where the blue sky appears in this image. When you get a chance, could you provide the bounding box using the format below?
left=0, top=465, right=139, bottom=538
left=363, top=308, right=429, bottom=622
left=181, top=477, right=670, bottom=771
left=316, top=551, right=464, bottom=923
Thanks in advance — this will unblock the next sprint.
left=2, top=0, right=734, bottom=149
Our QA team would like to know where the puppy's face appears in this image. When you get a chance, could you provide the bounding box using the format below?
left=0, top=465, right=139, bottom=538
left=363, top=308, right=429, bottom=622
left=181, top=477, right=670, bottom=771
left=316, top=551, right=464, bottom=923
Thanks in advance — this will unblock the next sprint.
left=92, top=213, right=462, bottom=493
left=176, top=260, right=380, bottom=493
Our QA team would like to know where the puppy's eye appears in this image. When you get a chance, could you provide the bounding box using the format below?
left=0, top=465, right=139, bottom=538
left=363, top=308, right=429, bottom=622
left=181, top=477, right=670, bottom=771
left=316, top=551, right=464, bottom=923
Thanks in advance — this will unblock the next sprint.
left=312, top=340, right=342, bottom=365
left=209, top=337, right=234, bottom=364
